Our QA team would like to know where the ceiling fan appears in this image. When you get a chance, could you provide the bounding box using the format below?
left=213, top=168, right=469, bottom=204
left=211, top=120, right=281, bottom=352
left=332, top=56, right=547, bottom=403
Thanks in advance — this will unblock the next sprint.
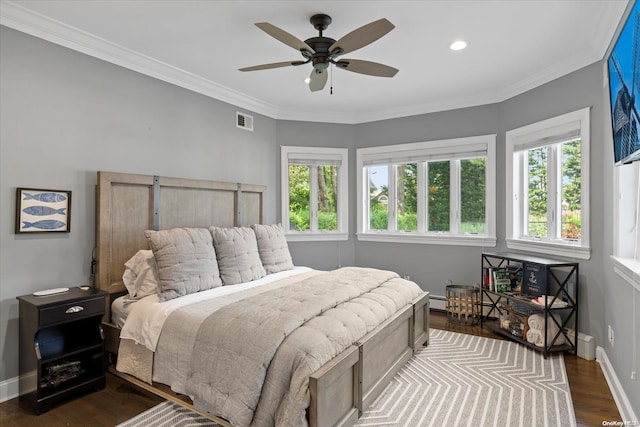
left=239, top=14, right=399, bottom=92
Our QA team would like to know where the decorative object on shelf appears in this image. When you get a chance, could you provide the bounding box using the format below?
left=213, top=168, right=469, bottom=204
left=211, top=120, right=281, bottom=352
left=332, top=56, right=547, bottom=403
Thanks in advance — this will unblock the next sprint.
left=522, top=263, right=546, bottom=297
left=526, top=313, right=566, bottom=347
left=15, top=188, right=71, bottom=233
left=445, top=284, right=480, bottom=325
left=531, top=295, right=569, bottom=308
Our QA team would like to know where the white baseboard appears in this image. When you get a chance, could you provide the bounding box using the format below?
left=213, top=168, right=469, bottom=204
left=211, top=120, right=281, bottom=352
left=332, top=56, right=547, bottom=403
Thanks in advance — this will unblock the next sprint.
left=0, top=375, right=19, bottom=403
left=596, top=346, right=638, bottom=423
left=430, top=294, right=446, bottom=311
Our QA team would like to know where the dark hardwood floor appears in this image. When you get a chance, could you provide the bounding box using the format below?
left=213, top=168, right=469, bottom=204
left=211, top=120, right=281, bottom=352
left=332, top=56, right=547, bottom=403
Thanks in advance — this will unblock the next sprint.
left=0, top=311, right=621, bottom=426
left=0, top=374, right=163, bottom=427
left=429, top=311, right=622, bottom=427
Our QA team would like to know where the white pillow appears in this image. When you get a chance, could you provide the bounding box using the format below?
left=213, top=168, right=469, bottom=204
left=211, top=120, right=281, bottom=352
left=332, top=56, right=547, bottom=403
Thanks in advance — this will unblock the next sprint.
left=122, top=250, right=159, bottom=299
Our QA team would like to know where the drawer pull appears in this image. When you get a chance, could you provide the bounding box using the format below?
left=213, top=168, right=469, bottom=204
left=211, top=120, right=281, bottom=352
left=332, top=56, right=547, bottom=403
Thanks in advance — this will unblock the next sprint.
left=65, top=306, right=84, bottom=314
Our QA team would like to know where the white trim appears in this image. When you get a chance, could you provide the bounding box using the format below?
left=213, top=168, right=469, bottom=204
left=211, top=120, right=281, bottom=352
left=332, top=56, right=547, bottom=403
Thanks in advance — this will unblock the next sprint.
left=286, top=232, right=349, bottom=242
left=357, top=232, right=496, bottom=247
left=357, top=135, right=496, bottom=244
left=505, top=108, right=591, bottom=259
left=596, top=346, right=638, bottom=424
left=611, top=256, right=640, bottom=293
left=0, top=1, right=281, bottom=119
left=281, top=146, right=349, bottom=241
left=613, top=162, right=640, bottom=269
left=506, top=239, right=591, bottom=260
left=0, top=375, right=19, bottom=403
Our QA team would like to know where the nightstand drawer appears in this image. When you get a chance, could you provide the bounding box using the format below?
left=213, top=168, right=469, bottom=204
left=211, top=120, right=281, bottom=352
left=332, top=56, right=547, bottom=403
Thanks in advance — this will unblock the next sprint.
left=39, top=297, right=104, bottom=326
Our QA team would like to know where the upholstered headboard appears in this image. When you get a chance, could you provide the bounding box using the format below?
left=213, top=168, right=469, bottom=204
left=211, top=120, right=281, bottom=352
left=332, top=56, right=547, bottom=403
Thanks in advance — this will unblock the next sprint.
left=95, top=171, right=265, bottom=295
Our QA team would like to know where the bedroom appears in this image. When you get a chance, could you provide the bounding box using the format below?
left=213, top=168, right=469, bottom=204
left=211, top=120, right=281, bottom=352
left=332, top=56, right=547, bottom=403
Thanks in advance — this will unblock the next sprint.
left=0, top=0, right=638, bottom=425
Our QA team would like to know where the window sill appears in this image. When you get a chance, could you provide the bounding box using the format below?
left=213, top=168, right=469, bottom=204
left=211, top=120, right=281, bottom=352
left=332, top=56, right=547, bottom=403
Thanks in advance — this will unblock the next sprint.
left=611, top=256, right=640, bottom=292
left=285, top=232, right=349, bottom=242
left=357, top=232, right=496, bottom=246
left=505, top=238, right=591, bottom=260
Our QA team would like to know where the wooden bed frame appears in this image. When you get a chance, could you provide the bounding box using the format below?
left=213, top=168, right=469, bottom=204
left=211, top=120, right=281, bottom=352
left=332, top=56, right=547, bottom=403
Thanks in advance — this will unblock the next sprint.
left=95, top=171, right=429, bottom=427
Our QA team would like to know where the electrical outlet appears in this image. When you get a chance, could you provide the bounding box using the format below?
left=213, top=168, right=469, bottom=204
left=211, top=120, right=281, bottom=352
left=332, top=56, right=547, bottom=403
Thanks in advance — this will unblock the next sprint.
left=631, top=371, right=637, bottom=380
left=608, top=325, right=615, bottom=347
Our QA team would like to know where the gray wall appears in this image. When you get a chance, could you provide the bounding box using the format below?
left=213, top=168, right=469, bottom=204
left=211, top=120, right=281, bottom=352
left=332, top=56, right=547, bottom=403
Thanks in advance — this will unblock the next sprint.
left=351, top=105, right=500, bottom=290
left=275, top=120, right=356, bottom=270
left=0, top=27, right=278, bottom=382
left=278, top=62, right=639, bottom=413
left=1, top=25, right=638, bottom=413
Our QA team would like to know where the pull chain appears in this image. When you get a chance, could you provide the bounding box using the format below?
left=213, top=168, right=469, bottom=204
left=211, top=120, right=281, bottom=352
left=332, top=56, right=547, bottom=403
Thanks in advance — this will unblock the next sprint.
left=330, top=63, right=333, bottom=95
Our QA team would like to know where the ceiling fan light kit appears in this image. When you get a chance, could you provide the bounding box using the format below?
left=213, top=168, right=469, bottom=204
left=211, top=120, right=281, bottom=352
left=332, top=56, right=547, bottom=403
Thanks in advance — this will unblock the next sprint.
left=239, top=14, right=398, bottom=92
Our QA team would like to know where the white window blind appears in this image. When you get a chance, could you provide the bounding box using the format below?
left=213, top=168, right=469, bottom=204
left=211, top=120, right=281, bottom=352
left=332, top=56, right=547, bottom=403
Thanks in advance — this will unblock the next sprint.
left=361, top=143, right=488, bottom=166
left=505, top=107, right=590, bottom=259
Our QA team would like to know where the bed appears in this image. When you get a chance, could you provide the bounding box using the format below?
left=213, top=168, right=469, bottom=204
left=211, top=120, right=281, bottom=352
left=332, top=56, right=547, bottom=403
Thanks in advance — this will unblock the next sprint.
left=96, top=171, right=429, bottom=427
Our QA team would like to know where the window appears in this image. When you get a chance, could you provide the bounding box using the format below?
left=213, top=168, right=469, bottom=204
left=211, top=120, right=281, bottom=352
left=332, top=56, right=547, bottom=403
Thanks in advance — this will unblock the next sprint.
left=281, top=146, right=348, bottom=241
left=356, top=135, right=496, bottom=246
left=505, top=107, right=590, bottom=259
left=612, top=162, right=640, bottom=291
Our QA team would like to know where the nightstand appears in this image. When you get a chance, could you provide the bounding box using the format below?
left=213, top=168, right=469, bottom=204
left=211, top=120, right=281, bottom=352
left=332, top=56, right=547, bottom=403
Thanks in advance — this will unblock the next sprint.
left=17, top=287, right=107, bottom=414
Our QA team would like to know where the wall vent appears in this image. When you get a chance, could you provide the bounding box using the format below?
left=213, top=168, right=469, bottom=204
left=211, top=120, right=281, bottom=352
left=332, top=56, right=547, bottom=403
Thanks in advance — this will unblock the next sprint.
left=236, top=112, right=254, bottom=131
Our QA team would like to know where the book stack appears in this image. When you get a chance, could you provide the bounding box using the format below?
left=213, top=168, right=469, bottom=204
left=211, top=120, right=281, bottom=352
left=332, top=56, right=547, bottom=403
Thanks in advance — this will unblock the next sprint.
left=484, top=266, right=522, bottom=293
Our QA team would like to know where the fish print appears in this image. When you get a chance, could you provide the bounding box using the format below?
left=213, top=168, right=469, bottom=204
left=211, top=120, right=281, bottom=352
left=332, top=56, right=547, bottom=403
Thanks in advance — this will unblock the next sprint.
left=23, top=206, right=66, bottom=216
left=22, top=192, right=67, bottom=203
left=22, top=220, right=66, bottom=230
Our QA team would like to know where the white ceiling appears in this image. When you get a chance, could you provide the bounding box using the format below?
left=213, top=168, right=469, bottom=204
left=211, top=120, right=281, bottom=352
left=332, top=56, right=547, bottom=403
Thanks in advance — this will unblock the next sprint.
left=0, top=0, right=629, bottom=124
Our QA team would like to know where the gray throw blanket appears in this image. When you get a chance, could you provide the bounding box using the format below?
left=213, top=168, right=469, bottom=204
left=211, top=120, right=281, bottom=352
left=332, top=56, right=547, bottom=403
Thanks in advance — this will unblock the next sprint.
left=185, top=267, right=423, bottom=427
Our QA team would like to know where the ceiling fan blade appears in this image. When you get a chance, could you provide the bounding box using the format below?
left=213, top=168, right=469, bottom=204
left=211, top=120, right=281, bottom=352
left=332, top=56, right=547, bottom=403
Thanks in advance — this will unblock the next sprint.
left=308, top=68, right=328, bottom=92
left=239, top=60, right=306, bottom=72
left=255, top=22, right=315, bottom=54
left=335, top=59, right=398, bottom=77
left=329, top=18, right=394, bottom=56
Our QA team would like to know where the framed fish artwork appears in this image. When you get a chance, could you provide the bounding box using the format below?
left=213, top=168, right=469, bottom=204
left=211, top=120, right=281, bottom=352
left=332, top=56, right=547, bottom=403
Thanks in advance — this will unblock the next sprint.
left=15, top=188, right=71, bottom=233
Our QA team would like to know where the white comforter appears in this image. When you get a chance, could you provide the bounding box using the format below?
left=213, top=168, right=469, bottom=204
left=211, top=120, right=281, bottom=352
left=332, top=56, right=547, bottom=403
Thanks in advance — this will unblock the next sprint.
left=119, top=266, right=313, bottom=351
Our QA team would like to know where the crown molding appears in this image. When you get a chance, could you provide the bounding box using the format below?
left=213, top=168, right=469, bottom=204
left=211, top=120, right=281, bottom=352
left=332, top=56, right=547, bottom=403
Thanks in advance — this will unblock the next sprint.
left=596, top=0, right=630, bottom=60
left=0, top=1, right=280, bottom=119
left=497, top=48, right=604, bottom=103
left=0, top=0, right=627, bottom=125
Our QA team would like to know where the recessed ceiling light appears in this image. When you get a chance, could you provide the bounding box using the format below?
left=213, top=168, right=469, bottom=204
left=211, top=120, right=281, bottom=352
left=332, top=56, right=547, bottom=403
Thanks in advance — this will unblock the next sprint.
left=450, top=40, right=467, bottom=51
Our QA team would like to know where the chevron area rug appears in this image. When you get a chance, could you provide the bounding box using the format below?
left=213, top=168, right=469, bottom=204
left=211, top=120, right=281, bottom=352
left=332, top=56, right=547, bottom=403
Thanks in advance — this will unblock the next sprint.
left=119, top=329, right=575, bottom=427
left=117, top=401, right=224, bottom=427
left=355, top=329, right=576, bottom=427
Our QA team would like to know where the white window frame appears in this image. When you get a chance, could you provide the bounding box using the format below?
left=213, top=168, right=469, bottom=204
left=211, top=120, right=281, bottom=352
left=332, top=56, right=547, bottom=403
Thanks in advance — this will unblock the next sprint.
left=356, top=135, right=497, bottom=246
left=281, top=146, right=348, bottom=242
left=612, top=161, right=640, bottom=292
left=505, top=107, right=591, bottom=260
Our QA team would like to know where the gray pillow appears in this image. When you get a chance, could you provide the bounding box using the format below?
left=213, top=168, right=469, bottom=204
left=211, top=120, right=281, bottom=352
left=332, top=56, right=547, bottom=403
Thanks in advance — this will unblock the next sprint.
left=250, top=224, right=294, bottom=274
left=144, top=228, right=222, bottom=301
left=209, top=226, right=266, bottom=285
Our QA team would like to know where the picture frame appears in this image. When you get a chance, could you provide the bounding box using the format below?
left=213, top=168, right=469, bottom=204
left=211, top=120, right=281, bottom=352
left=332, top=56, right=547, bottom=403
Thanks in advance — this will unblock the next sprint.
left=15, top=188, right=71, bottom=233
